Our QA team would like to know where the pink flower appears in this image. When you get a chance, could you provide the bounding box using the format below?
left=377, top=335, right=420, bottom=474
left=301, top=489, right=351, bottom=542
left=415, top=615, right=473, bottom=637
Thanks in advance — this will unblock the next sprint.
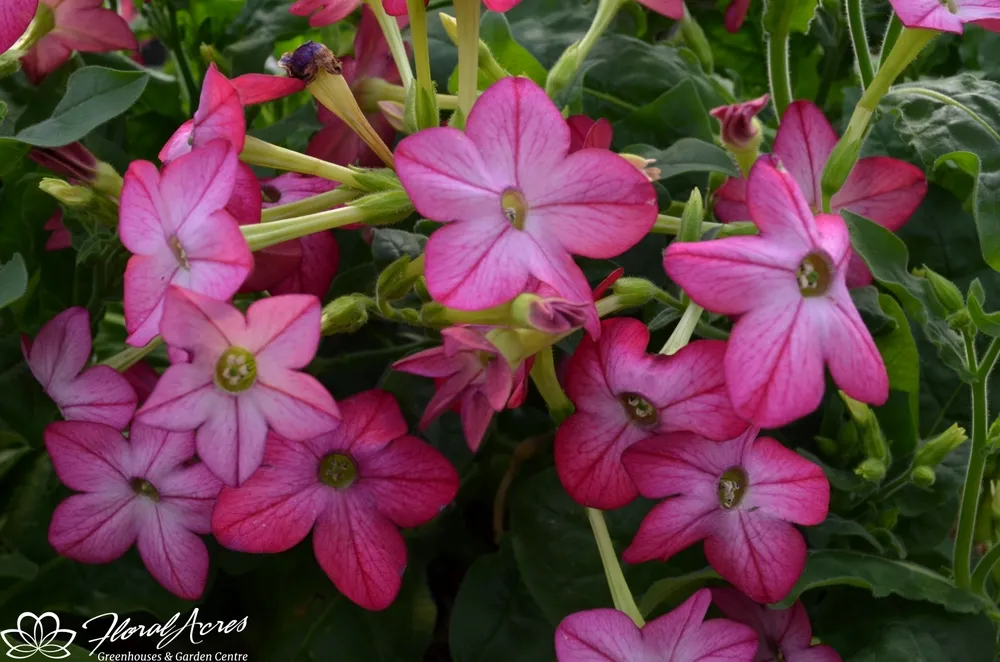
left=230, top=73, right=306, bottom=105
left=555, top=318, right=748, bottom=510
left=393, top=327, right=516, bottom=452
left=555, top=588, right=758, bottom=661
left=668, top=157, right=889, bottom=427
left=0, top=0, right=36, bottom=54
left=710, top=95, right=769, bottom=149
left=307, top=7, right=400, bottom=167
left=395, top=77, right=657, bottom=337
left=725, top=0, right=753, bottom=32
left=21, top=0, right=137, bottom=83
left=22, top=307, right=137, bottom=428
left=622, top=428, right=829, bottom=604
left=29, top=142, right=98, bottom=182
left=889, top=0, right=1000, bottom=33
left=257, top=173, right=340, bottom=298
left=289, top=0, right=359, bottom=27
left=567, top=115, right=613, bottom=153
left=711, top=589, right=841, bottom=662
left=44, top=210, right=71, bottom=251
left=123, top=361, right=160, bottom=405
left=714, top=101, right=927, bottom=288
left=211, top=389, right=458, bottom=610
left=46, top=421, right=222, bottom=599
left=119, top=140, right=252, bottom=347
left=135, top=287, right=340, bottom=487
left=160, top=64, right=245, bottom=164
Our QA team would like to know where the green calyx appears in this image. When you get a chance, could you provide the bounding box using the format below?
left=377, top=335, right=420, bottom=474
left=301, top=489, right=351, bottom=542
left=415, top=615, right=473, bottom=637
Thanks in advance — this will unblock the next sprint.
left=319, top=453, right=358, bottom=489
left=214, top=347, right=257, bottom=393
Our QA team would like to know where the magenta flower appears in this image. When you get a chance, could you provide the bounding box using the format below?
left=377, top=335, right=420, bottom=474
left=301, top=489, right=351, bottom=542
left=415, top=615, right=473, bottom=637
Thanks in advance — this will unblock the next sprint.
left=135, top=287, right=340, bottom=486
left=21, top=0, right=137, bottom=83
left=567, top=115, right=613, bottom=153
left=622, top=428, right=829, bottom=604
left=890, top=0, right=1000, bottom=33
left=555, top=318, right=748, bottom=510
left=725, top=0, right=753, bottom=32
left=160, top=64, right=245, bottom=164
left=22, top=307, right=137, bottom=429
left=711, top=589, right=841, bottom=662
left=393, top=327, right=517, bottom=452
left=29, top=142, right=98, bottom=182
left=289, top=0, right=359, bottom=27
left=710, top=95, right=769, bottom=149
left=211, top=389, right=458, bottom=610
left=0, top=0, right=36, bottom=54
left=668, top=157, right=889, bottom=427
left=119, top=140, right=252, bottom=347
left=44, top=210, right=71, bottom=251
left=714, top=101, right=926, bottom=288
left=555, top=588, right=758, bottom=661
left=46, top=421, right=222, bottom=600
left=395, top=77, right=656, bottom=337
left=123, top=361, right=160, bottom=406
left=230, top=72, right=306, bottom=105
left=307, top=7, right=400, bottom=167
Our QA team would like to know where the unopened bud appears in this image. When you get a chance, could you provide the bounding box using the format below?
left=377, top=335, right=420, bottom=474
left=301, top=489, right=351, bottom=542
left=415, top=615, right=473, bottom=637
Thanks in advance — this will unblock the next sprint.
left=612, top=278, right=656, bottom=307
left=618, top=153, right=660, bottom=182
left=512, top=293, right=589, bottom=334
left=911, top=465, right=936, bottom=488
left=914, top=423, right=968, bottom=468
left=377, top=255, right=419, bottom=301
left=855, top=457, right=886, bottom=483
left=988, top=417, right=1000, bottom=450
left=39, top=178, right=93, bottom=207
left=916, top=266, right=965, bottom=315
left=710, top=95, right=768, bottom=151
left=348, top=168, right=404, bottom=194
left=349, top=190, right=414, bottom=225
left=321, top=295, right=370, bottom=334
left=378, top=100, right=407, bottom=134
left=679, top=189, right=704, bottom=243
left=815, top=435, right=839, bottom=456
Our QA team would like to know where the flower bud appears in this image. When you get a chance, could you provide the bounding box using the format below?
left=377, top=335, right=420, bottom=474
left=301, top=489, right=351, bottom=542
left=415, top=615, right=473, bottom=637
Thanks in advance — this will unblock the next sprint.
left=839, top=391, right=874, bottom=428
left=914, top=423, right=968, bottom=468
left=377, top=255, right=419, bottom=302
left=710, top=95, right=768, bottom=151
left=815, top=435, right=838, bottom=457
left=39, top=178, right=93, bottom=207
left=512, top=294, right=589, bottom=334
left=988, top=417, right=1000, bottom=450
left=679, top=189, right=704, bottom=243
left=349, top=190, right=415, bottom=225
left=612, top=278, right=656, bottom=307
left=910, top=465, right=936, bottom=488
left=30, top=143, right=98, bottom=182
left=915, top=266, right=965, bottom=315
left=378, top=100, right=408, bottom=134
left=321, top=295, right=370, bottom=335
left=618, top=153, right=661, bottom=182
left=854, top=457, right=886, bottom=483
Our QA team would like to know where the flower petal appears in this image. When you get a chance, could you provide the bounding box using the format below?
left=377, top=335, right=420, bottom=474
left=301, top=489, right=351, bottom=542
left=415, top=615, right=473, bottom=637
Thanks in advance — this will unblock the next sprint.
left=0, top=0, right=37, bottom=54
left=772, top=101, right=838, bottom=211
left=196, top=395, right=268, bottom=487
left=712, top=177, right=750, bottom=223
left=230, top=73, right=306, bottom=105
left=24, top=307, right=91, bottom=391
left=156, top=465, right=221, bottom=533
left=622, top=497, right=719, bottom=564
left=44, top=421, right=130, bottom=492
left=49, top=492, right=137, bottom=563
left=622, top=432, right=738, bottom=501
left=51, top=3, right=137, bottom=52
left=554, top=411, right=646, bottom=509
left=746, top=154, right=823, bottom=251
left=136, top=363, right=217, bottom=431
left=555, top=609, right=643, bottom=661
left=271, top=231, right=339, bottom=298
left=706, top=513, right=807, bottom=604
left=123, top=251, right=179, bottom=348
left=56, top=366, right=138, bottom=429
left=832, top=157, right=927, bottom=232
left=245, top=294, right=321, bottom=369
left=821, top=284, right=889, bottom=406
left=890, top=0, right=964, bottom=32
left=127, top=423, right=195, bottom=483
left=460, top=389, right=495, bottom=451
left=161, top=141, right=240, bottom=235
left=136, top=505, right=211, bottom=600
left=392, top=346, right=459, bottom=378
left=682, top=619, right=760, bottom=661
left=638, top=0, right=685, bottom=19
left=159, top=286, right=245, bottom=356
left=188, top=64, right=246, bottom=152
left=744, top=436, right=829, bottom=525
left=252, top=370, right=340, bottom=442
left=120, top=160, right=169, bottom=253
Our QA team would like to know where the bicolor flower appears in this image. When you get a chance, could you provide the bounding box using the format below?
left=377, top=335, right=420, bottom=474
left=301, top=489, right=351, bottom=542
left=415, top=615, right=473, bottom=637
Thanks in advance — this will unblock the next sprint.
left=136, top=287, right=340, bottom=487
left=567, top=115, right=613, bottom=153
left=307, top=6, right=400, bottom=167
left=711, top=589, right=841, bottom=662
left=393, top=327, right=516, bottom=452
left=46, top=421, right=222, bottom=600
left=889, top=0, right=1000, bottom=33
left=0, top=0, right=36, bottom=54
left=22, top=307, right=137, bottom=428
left=622, top=428, right=829, bottom=604
left=160, top=64, right=246, bottom=164
left=555, top=588, right=758, bottom=661
left=21, top=0, right=137, bottom=83
left=710, top=95, right=769, bottom=150
left=555, top=318, right=748, bottom=510
left=667, top=157, right=889, bottom=427
left=258, top=173, right=341, bottom=298
left=714, top=101, right=927, bottom=287
left=212, top=389, right=458, bottom=610
left=119, top=140, right=252, bottom=347
left=395, top=77, right=657, bottom=337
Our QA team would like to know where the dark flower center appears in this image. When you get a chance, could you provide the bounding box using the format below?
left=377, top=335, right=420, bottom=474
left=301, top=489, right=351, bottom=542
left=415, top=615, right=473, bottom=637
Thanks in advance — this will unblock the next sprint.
left=718, top=467, right=749, bottom=509
left=261, top=185, right=282, bottom=204
left=214, top=347, right=257, bottom=393
left=796, top=252, right=833, bottom=297
left=319, top=453, right=357, bottom=489
left=501, top=188, right=528, bottom=230
left=130, top=477, right=161, bottom=502
left=169, top=235, right=190, bottom=269
left=619, top=392, right=658, bottom=426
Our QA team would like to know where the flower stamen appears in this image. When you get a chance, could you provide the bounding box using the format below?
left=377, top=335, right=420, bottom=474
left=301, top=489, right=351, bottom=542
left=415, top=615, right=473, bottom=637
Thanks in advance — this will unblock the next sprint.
left=214, top=347, right=257, bottom=393
left=796, top=252, right=833, bottom=297
left=169, top=235, right=190, bottom=270
left=718, top=467, right=748, bottom=509
left=130, top=477, right=161, bottom=502
left=319, top=453, right=357, bottom=489
left=501, top=188, right=528, bottom=230
left=619, top=392, right=658, bottom=426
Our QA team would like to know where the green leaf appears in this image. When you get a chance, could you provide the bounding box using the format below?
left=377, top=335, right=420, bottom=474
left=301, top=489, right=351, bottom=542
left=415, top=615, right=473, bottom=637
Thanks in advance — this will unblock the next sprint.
left=613, top=80, right=714, bottom=148
left=873, top=294, right=920, bottom=455
left=0, top=253, right=27, bottom=310
left=843, top=211, right=970, bottom=380
left=967, top=279, right=1000, bottom=336
left=763, top=0, right=821, bottom=33
left=449, top=548, right=554, bottom=662
left=884, top=76, right=1000, bottom=273
left=15, top=67, right=149, bottom=147
left=637, top=567, right=717, bottom=618
left=807, top=514, right=885, bottom=554
left=625, top=139, right=739, bottom=181
left=371, top=228, right=426, bottom=267
left=480, top=12, right=547, bottom=86
left=775, top=550, right=990, bottom=613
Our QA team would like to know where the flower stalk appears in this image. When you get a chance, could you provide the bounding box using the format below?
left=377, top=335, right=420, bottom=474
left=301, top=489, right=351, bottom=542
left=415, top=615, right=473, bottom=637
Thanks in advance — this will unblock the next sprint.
left=408, top=0, right=434, bottom=97
left=240, top=135, right=362, bottom=189
left=364, top=0, right=414, bottom=90
left=241, top=206, right=370, bottom=251
left=361, top=77, right=461, bottom=111
left=586, top=508, right=644, bottom=627
left=102, top=337, right=164, bottom=372
left=660, top=303, right=705, bottom=355
left=878, top=13, right=903, bottom=70
left=453, top=0, right=482, bottom=121
left=260, top=188, right=361, bottom=222
left=546, top=0, right=627, bottom=99
left=439, top=13, right=508, bottom=84
left=765, top=12, right=793, bottom=119
left=846, top=0, right=875, bottom=90
left=531, top=347, right=574, bottom=423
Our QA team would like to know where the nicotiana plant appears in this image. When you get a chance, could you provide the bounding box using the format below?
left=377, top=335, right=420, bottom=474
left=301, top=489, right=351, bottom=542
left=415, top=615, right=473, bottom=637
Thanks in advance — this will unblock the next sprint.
left=0, top=0, right=999, bottom=659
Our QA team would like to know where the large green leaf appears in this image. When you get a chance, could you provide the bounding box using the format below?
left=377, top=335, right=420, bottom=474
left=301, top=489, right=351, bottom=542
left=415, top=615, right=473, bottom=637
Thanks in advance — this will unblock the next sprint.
left=967, top=279, right=1000, bottom=336
left=873, top=294, right=920, bottom=456
left=763, top=0, right=821, bottom=33
left=16, top=67, right=150, bottom=147
left=883, top=75, right=1000, bottom=273
left=625, top=139, right=739, bottom=181
left=480, top=12, right=548, bottom=86
left=775, top=550, right=989, bottom=613
left=613, top=80, right=714, bottom=148
left=0, top=254, right=27, bottom=310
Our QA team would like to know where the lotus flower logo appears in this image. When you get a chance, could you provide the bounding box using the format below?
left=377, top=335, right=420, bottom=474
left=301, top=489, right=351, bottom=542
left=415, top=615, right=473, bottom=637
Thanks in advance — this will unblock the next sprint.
left=1, top=612, right=76, bottom=659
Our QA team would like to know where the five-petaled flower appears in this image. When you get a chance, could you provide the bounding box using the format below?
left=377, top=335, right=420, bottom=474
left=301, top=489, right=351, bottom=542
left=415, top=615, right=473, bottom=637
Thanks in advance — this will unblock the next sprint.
left=22, top=307, right=137, bottom=429
left=555, top=588, right=759, bottom=661
left=46, top=421, right=223, bottom=599
left=212, top=389, right=459, bottom=610
left=119, top=140, right=253, bottom=347
left=622, top=427, right=829, bottom=604
left=667, top=156, right=889, bottom=427
left=889, top=0, right=1000, bottom=33
left=711, top=588, right=842, bottom=662
left=135, top=286, right=341, bottom=486
left=555, top=318, right=748, bottom=510
left=395, top=77, right=657, bottom=337
left=714, top=101, right=927, bottom=288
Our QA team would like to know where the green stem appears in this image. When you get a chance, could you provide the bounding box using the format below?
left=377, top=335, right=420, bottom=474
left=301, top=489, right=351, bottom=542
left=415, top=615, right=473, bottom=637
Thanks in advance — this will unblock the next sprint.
left=587, top=508, right=644, bottom=627
left=652, top=214, right=724, bottom=235
left=972, top=537, right=1000, bottom=593
left=241, top=136, right=362, bottom=188
left=407, top=0, right=433, bottom=93
left=954, top=332, right=990, bottom=589
left=261, top=188, right=360, bottom=222
left=878, top=13, right=903, bottom=70
left=846, top=0, right=875, bottom=90
left=979, top=338, right=1000, bottom=379
left=362, top=77, right=460, bottom=110
left=766, top=20, right=793, bottom=119
left=530, top=347, right=574, bottom=423
left=365, top=0, right=414, bottom=90
left=242, top=206, right=369, bottom=251
left=167, top=5, right=200, bottom=109
left=545, top=0, right=626, bottom=99
left=659, top=303, right=705, bottom=355
left=454, top=0, right=481, bottom=120
left=102, top=336, right=164, bottom=371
